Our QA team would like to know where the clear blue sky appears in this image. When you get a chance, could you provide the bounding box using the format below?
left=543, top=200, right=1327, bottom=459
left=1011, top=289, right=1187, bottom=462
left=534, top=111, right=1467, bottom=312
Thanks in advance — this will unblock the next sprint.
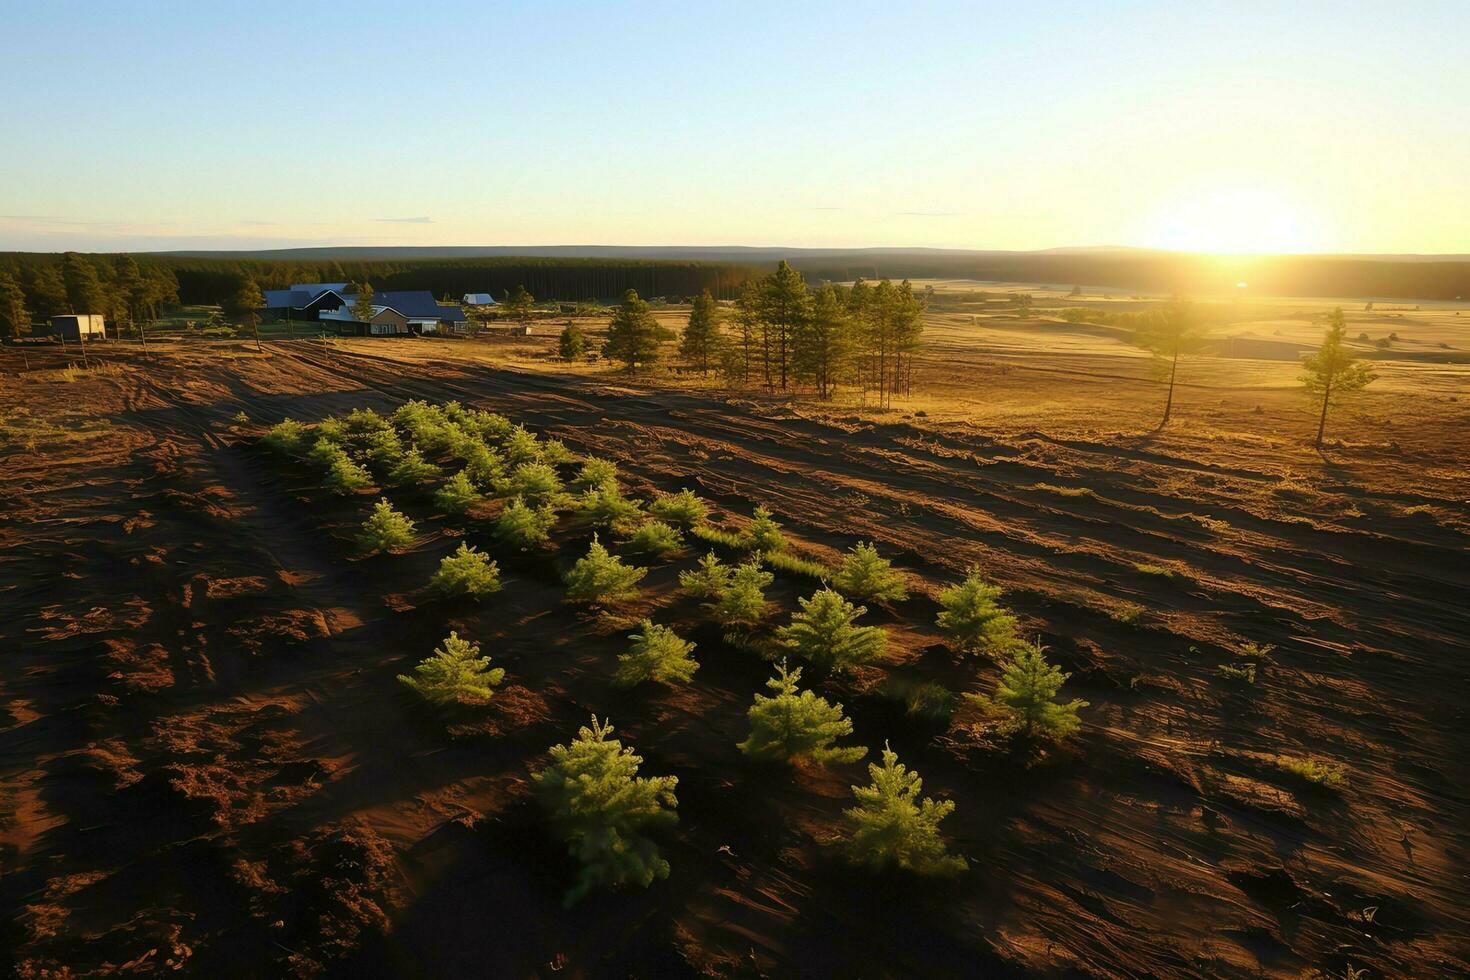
left=2, top=0, right=1467, bottom=253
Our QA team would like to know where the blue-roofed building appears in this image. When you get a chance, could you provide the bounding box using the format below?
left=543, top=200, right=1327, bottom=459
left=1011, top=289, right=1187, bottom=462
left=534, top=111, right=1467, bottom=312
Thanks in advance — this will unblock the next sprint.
left=263, top=284, right=467, bottom=335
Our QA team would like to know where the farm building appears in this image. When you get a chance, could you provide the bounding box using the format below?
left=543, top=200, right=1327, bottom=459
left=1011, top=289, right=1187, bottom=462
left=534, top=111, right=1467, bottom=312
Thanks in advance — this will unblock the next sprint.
left=262, top=284, right=467, bottom=335
left=50, top=314, right=106, bottom=340
left=462, top=292, right=497, bottom=306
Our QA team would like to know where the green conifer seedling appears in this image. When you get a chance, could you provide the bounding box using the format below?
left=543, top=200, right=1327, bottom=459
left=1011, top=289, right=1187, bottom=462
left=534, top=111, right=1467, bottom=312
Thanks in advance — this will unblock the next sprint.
left=434, top=470, right=481, bottom=514
left=576, top=457, right=618, bottom=490
left=505, top=461, right=563, bottom=504
left=427, top=542, right=502, bottom=598
left=615, top=620, right=699, bottom=686
left=679, top=551, right=732, bottom=599
left=534, top=716, right=679, bottom=905
left=495, top=496, right=558, bottom=549
left=843, top=742, right=966, bottom=875
left=261, top=418, right=309, bottom=455
left=778, top=588, right=887, bottom=671
left=832, top=541, right=909, bottom=603
left=648, top=489, right=710, bottom=528
left=398, top=631, right=505, bottom=704
left=359, top=498, right=416, bottom=553
left=564, top=534, right=647, bottom=605
left=627, top=519, right=683, bottom=556
left=387, top=446, right=441, bottom=486
left=324, top=449, right=373, bottom=494
left=935, top=566, right=1019, bottom=655
left=740, top=505, right=787, bottom=552
left=969, top=640, right=1087, bottom=741
left=738, top=660, right=865, bottom=765
left=706, top=559, right=774, bottom=625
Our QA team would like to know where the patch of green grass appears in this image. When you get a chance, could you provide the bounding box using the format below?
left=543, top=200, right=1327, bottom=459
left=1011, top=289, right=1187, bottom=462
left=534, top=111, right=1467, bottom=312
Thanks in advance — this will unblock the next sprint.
left=1108, top=602, right=1145, bottom=626
left=1275, top=755, right=1347, bottom=789
left=1215, top=662, right=1256, bottom=684
left=688, top=523, right=743, bottom=549
left=1133, top=562, right=1178, bottom=579
left=1027, top=482, right=1096, bottom=498
left=763, top=550, right=833, bottom=580
left=879, top=677, right=957, bottom=725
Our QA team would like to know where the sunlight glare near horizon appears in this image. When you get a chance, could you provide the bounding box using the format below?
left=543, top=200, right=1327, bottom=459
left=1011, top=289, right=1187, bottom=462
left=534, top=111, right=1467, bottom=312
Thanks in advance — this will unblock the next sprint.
left=1136, top=184, right=1328, bottom=255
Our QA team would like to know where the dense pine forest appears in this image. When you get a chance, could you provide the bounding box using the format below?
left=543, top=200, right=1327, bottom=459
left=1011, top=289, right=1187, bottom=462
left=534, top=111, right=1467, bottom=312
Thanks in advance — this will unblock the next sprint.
left=0, top=253, right=760, bottom=335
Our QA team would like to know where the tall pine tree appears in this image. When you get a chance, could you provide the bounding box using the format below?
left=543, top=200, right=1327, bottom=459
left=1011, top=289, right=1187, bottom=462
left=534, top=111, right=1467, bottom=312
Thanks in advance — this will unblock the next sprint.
left=603, top=289, right=665, bottom=371
left=679, top=289, right=722, bottom=374
left=1301, top=307, right=1375, bottom=447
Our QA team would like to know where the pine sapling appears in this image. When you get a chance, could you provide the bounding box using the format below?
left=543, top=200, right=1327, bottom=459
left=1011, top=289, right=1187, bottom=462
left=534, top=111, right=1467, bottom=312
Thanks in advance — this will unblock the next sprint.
left=615, top=620, right=699, bottom=686
left=969, top=640, right=1087, bottom=741
left=648, top=489, right=710, bottom=528
left=843, top=742, right=966, bottom=876
left=740, top=505, right=787, bottom=552
left=534, top=716, right=679, bottom=905
left=706, top=559, right=774, bottom=626
left=500, top=425, right=542, bottom=466
left=427, top=542, right=502, bottom=598
left=778, top=588, right=887, bottom=672
left=495, top=495, right=558, bottom=549
left=679, top=551, right=731, bottom=599
left=387, top=446, right=442, bottom=486
left=324, top=449, right=373, bottom=494
left=504, top=461, right=563, bottom=505
left=936, top=566, right=1019, bottom=655
left=461, top=441, right=506, bottom=489
left=832, top=541, right=910, bottom=603
left=738, top=660, right=865, bottom=765
left=576, top=457, right=619, bottom=490
left=564, top=534, right=647, bottom=606
left=359, top=498, right=417, bottom=553
left=574, top=484, right=644, bottom=530
left=398, top=631, right=505, bottom=705
left=261, top=418, right=310, bottom=455
left=434, top=470, right=481, bottom=514
left=626, top=519, right=683, bottom=556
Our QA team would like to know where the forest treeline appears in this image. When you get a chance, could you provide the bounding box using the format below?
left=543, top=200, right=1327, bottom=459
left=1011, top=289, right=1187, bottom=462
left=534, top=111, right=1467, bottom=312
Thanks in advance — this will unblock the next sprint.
left=0, top=253, right=760, bottom=335
left=596, top=261, right=924, bottom=407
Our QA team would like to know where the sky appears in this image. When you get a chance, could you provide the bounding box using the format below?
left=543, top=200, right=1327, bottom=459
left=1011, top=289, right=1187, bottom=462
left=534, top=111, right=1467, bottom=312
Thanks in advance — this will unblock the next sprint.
left=2, top=0, right=1467, bottom=255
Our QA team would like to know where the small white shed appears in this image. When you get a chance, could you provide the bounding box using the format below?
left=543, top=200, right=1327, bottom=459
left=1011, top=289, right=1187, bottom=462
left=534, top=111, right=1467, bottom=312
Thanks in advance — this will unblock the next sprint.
left=51, top=314, right=106, bottom=340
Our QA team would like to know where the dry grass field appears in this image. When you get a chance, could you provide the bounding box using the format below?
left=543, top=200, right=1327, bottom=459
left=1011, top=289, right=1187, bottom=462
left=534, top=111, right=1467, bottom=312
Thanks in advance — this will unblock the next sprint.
left=2, top=291, right=1467, bottom=977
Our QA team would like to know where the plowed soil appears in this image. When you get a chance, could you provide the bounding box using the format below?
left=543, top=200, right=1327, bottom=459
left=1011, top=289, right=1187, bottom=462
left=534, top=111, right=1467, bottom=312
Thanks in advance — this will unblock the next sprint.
left=2, top=337, right=1467, bottom=978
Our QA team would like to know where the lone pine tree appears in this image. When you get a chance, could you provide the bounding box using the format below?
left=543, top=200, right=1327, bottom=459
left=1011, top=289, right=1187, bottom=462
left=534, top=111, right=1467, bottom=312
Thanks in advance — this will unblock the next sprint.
left=534, top=716, right=679, bottom=905
left=844, top=742, right=966, bottom=876
left=738, top=660, right=865, bottom=765
left=1132, top=297, right=1204, bottom=427
left=1301, top=307, right=1376, bottom=447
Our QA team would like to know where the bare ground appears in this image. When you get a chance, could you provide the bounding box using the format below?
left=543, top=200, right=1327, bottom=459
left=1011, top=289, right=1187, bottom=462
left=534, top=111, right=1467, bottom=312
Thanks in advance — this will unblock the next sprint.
left=2, top=337, right=1467, bottom=978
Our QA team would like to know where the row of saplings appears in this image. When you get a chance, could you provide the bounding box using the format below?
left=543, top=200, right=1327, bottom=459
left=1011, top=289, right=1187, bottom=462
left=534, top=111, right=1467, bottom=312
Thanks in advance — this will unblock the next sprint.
left=258, top=400, right=1086, bottom=905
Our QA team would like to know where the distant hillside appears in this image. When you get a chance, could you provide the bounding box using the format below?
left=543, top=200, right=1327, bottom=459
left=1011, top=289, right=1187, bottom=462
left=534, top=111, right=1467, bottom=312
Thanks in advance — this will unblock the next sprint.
left=153, top=246, right=1470, bottom=300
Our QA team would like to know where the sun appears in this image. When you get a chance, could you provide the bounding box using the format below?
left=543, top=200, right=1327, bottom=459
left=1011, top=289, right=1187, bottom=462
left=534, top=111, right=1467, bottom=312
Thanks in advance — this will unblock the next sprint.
left=1137, top=183, right=1325, bottom=254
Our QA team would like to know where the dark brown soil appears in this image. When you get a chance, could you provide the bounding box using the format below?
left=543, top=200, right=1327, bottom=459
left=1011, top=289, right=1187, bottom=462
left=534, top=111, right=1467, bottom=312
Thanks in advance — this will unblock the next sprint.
left=2, top=339, right=1466, bottom=978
